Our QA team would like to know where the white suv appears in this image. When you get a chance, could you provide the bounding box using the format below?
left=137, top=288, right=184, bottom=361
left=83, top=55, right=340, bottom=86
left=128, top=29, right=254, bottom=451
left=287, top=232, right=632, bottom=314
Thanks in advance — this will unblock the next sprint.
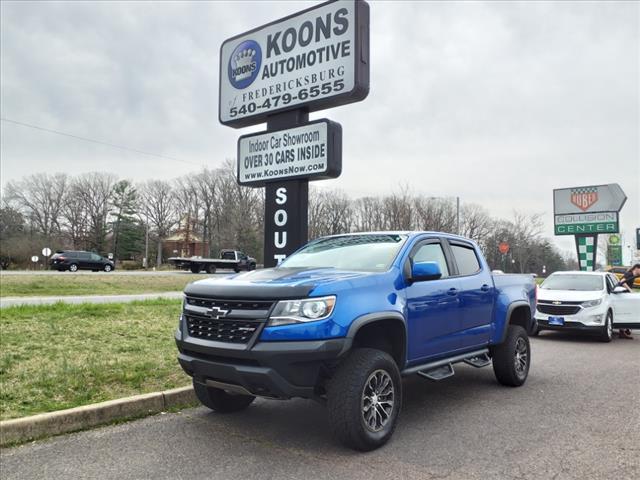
left=535, top=271, right=639, bottom=342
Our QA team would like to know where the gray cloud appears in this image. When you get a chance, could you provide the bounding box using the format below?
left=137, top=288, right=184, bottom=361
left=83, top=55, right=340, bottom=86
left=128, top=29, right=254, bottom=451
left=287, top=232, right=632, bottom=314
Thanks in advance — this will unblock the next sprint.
left=1, top=0, right=638, bottom=260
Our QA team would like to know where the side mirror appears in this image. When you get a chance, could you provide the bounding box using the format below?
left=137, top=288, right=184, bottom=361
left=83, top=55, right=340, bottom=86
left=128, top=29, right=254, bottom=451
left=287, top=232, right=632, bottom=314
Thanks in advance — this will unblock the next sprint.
left=411, top=261, right=442, bottom=282
left=612, top=286, right=627, bottom=294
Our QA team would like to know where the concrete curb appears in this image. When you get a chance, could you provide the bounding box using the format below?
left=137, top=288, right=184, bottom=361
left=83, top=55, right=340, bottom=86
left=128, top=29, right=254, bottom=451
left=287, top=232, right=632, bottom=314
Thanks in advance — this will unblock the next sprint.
left=0, top=386, right=197, bottom=447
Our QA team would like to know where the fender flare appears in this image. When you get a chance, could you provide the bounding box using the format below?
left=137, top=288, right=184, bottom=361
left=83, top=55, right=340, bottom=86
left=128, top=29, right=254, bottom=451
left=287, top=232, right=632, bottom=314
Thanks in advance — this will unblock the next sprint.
left=340, top=311, right=407, bottom=365
left=499, top=301, right=533, bottom=342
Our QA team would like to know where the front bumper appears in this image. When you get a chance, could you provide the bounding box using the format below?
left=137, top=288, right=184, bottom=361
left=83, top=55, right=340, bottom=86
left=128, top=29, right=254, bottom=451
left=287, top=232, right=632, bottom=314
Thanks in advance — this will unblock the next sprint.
left=535, top=306, right=607, bottom=332
left=176, top=331, right=348, bottom=400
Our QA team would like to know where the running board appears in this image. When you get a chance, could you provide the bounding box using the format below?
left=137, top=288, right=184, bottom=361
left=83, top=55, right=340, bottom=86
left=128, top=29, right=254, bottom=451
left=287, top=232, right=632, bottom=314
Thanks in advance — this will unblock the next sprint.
left=417, top=363, right=455, bottom=381
left=463, top=353, right=492, bottom=368
left=402, top=348, right=490, bottom=378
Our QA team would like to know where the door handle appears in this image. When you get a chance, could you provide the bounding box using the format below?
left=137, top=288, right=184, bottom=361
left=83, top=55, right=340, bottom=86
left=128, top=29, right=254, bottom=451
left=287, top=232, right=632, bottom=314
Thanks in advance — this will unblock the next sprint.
left=447, top=288, right=458, bottom=296
left=481, top=284, right=490, bottom=292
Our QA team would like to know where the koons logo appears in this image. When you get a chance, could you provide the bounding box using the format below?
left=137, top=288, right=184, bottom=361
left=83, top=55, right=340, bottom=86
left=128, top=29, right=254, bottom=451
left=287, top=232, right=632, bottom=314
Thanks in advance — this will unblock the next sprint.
left=228, top=40, right=261, bottom=89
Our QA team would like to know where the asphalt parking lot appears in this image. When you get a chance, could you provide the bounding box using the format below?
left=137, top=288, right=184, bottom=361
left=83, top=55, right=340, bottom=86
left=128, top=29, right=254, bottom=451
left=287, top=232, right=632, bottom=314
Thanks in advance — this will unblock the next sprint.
left=2, top=333, right=638, bottom=480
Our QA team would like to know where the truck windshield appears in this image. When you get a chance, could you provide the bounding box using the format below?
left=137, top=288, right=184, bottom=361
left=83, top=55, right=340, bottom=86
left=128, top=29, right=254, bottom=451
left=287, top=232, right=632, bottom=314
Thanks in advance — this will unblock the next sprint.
left=540, top=275, right=603, bottom=291
left=280, top=234, right=408, bottom=272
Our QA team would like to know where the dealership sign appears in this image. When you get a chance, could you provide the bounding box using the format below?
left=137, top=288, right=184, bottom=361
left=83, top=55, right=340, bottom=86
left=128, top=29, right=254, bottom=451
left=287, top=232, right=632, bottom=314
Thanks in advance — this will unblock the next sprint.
left=219, top=0, right=370, bottom=127
left=553, top=183, right=627, bottom=271
left=237, top=119, right=342, bottom=186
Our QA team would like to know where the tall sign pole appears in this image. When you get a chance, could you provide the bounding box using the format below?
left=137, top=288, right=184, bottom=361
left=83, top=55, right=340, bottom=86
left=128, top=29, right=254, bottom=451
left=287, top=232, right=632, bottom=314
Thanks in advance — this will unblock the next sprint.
left=553, top=183, right=627, bottom=271
left=219, top=0, right=370, bottom=267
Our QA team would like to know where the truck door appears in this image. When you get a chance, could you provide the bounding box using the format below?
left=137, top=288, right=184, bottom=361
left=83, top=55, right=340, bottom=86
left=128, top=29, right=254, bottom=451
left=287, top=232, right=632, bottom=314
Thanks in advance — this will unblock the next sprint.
left=405, top=239, right=462, bottom=362
left=446, top=240, right=494, bottom=349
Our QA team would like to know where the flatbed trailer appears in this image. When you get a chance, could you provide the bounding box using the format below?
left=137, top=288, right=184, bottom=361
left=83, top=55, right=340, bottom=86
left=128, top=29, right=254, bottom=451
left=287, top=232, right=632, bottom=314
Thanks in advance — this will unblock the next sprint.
left=168, top=250, right=256, bottom=274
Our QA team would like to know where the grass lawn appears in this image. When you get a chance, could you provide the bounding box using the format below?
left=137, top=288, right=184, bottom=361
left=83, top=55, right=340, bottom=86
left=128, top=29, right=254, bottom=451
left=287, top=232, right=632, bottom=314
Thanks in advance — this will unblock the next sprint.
left=0, top=299, right=187, bottom=420
left=0, top=273, right=206, bottom=297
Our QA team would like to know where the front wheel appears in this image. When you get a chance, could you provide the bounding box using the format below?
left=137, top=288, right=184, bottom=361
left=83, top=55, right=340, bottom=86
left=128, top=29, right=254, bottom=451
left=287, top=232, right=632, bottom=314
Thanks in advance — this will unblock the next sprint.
left=491, top=325, right=530, bottom=387
left=327, top=348, right=402, bottom=451
left=190, top=264, right=201, bottom=274
left=599, top=311, right=613, bottom=343
left=103, top=264, right=112, bottom=272
left=193, top=381, right=255, bottom=413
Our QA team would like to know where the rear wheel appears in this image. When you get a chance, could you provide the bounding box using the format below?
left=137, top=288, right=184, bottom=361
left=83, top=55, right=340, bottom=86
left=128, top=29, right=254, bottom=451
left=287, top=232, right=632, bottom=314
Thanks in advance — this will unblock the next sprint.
left=193, top=381, right=255, bottom=413
left=190, top=264, right=201, bottom=274
left=327, top=348, right=402, bottom=451
left=491, top=325, right=530, bottom=387
left=69, top=263, right=79, bottom=272
left=599, top=311, right=613, bottom=343
left=205, top=264, right=216, bottom=274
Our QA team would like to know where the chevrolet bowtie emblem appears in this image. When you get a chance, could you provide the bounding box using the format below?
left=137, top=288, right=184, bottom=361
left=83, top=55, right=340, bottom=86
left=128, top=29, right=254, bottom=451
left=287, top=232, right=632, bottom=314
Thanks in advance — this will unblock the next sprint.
left=206, top=306, right=229, bottom=320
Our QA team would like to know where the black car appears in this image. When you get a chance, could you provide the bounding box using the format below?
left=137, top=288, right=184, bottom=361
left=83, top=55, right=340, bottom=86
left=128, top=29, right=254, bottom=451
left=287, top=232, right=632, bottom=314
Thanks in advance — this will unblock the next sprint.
left=50, top=251, right=115, bottom=272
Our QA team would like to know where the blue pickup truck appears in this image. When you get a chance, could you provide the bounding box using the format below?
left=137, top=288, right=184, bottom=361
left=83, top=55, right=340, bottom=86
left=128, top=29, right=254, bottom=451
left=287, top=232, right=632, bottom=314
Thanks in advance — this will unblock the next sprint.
left=175, top=232, right=537, bottom=450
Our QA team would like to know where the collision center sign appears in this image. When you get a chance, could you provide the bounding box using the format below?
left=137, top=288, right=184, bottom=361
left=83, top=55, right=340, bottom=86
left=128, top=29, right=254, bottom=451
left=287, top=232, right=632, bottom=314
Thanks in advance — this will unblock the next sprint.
left=219, top=0, right=370, bottom=128
left=553, top=183, right=626, bottom=236
left=237, top=119, right=342, bottom=186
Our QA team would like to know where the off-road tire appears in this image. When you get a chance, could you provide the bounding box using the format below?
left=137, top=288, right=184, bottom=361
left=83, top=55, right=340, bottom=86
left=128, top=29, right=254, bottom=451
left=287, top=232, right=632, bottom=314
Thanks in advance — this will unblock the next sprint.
left=327, top=348, right=402, bottom=451
left=491, top=325, right=530, bottom=387
left=69, top=263, right=79, bottom=272
left=193, top=381, right=255, bottom=413
left=599, top=311, right=613, bottom=343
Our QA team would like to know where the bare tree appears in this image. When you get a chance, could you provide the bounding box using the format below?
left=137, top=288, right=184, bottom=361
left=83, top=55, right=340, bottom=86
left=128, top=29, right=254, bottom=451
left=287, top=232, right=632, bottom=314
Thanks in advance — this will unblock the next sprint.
left=61, top=180, right=89, bottom=249
left=5, top=173, right=68, bottom=241
left=75, top=173, right=117, bottom=253
left=139, top=180, right=178, bottom=266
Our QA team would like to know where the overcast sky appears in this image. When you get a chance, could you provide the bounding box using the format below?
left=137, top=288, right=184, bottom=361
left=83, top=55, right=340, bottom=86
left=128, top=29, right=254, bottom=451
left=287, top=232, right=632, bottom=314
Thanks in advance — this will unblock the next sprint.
left=1, top=0, right=638, bottom=262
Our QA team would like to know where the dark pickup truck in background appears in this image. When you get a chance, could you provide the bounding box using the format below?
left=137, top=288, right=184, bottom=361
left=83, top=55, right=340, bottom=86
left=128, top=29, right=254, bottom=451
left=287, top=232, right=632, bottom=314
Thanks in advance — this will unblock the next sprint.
left=169, top=250, right=256, bottom=274
left=175, top=232, right=537, bottom=450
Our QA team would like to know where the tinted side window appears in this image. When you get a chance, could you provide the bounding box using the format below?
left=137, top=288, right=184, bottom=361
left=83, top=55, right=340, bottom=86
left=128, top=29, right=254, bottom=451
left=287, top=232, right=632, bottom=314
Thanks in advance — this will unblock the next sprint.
left=66, top=252, right=79, bottom=259
left=451, top=244, right=481, bottom=276
left=91, top=253, right=102, bottom=261
left=78, top=252, right=91, bottom=260
left=413, top=243, right=449, bottom=278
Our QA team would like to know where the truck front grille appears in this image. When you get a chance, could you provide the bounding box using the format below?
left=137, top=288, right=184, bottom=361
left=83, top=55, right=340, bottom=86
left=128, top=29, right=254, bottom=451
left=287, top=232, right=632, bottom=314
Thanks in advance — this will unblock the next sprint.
left=537, top=304, right=581, bottom=316
left=183, top=296, right=274, bottom=344
left=185, top=297, right=273, bottom=312
left=185, top=315, right=261, bottom=343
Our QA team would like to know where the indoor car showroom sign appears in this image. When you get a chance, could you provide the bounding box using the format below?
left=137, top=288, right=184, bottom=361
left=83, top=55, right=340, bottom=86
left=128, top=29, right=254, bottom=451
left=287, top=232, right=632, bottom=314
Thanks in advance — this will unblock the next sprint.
left=237, top=119, right=342, bottom=186
left=219, top=0, right=369, bottom=127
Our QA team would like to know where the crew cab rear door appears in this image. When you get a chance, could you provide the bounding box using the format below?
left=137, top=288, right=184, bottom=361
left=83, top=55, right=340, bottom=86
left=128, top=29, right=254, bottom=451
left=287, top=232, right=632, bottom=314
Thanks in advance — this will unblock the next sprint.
left=404, top=238, right=462, bottom=361
left=445, top=240, right=494, bottom=349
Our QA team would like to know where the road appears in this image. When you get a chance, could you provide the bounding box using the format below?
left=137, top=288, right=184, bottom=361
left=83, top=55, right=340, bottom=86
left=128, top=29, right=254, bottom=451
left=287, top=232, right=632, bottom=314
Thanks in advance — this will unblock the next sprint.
left=0, top=291, right=185, bottom=308
left=2, top=333, right=639, bottom=480
left=0, top=270, right=209, bottom=276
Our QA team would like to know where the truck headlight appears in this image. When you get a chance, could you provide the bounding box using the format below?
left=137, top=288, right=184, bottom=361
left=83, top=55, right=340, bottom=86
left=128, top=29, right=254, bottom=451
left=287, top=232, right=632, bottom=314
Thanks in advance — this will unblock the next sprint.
left=582, top=298, right=603, bottom=308
left=268, top=296, right=336, bottom=327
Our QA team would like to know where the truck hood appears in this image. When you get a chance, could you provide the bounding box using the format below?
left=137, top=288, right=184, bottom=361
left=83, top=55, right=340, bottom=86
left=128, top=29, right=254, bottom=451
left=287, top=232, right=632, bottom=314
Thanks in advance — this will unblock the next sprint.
left=538, top=289, right=604, bottom=302
left=184, top=267, right=377, bottom=300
